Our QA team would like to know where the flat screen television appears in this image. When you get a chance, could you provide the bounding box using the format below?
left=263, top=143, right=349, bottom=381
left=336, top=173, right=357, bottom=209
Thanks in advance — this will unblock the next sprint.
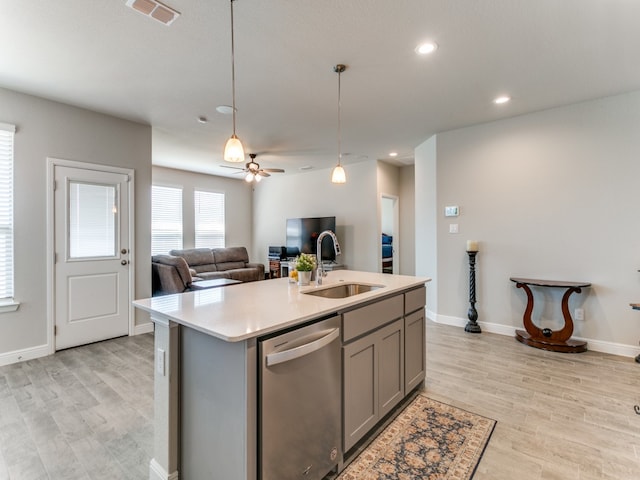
left=286, top=216, right=337, bottom=261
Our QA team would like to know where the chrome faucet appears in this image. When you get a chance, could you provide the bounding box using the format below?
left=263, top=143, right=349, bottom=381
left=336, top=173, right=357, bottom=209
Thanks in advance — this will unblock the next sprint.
left=316, top=230, right=341, bottom=285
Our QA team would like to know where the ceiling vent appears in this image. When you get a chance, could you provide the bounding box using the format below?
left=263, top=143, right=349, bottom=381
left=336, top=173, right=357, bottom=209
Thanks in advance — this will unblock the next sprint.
left=125, top=0, right=180, bottom=26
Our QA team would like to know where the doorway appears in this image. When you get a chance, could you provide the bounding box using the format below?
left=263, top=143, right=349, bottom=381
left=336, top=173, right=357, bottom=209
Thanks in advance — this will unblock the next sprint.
left=381, top=194, right=399, bottom=274
left=48, top=159, right=134, bottom=351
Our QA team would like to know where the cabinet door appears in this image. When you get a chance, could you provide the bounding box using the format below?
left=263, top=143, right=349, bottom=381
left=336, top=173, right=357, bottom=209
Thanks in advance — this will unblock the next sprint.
left=343, top=335, right=378, bottom=452
left=404, top=309, right=426, bottom=392
left=378, top=319, right=404, bottom=419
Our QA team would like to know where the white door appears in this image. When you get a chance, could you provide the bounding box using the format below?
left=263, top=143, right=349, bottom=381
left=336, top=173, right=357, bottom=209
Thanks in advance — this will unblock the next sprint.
left=53, top=164, right=132, bottom=350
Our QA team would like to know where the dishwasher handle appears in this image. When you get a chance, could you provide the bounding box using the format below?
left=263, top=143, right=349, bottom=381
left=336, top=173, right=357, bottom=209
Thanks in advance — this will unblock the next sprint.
left=266, top=328, right=340, bottom=366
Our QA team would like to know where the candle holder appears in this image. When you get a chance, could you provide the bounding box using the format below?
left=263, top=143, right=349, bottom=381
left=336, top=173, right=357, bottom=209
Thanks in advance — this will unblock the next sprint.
left=465, top=250, right=481, bottom=333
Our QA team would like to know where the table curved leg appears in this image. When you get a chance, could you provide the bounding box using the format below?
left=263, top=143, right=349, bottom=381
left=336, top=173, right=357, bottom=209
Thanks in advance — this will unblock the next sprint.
left=557, top=287, right=581, bottom=342
left=516, top=282, right=541, bottom=337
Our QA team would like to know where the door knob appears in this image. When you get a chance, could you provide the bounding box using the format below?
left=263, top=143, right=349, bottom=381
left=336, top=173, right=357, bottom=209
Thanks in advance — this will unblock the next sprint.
left=121, top=260, right=128, bottom=265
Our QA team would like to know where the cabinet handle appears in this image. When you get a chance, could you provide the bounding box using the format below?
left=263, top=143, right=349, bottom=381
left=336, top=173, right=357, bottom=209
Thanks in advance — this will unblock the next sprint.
left=266, top=328, right=339, bottom=366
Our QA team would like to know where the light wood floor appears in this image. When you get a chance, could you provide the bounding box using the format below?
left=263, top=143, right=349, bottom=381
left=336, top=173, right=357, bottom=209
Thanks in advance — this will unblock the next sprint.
left=0, top=322, right=638, bottom=479
left=0, top=333, right=154, bottom=480
left=424, top=321, right=640, bottom=480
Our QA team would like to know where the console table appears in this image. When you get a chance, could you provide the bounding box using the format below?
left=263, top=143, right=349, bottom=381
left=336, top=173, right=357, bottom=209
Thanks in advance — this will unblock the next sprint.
left=510, top=277, right=591, bottom=353
left=630, top=303, right=640, bottom=363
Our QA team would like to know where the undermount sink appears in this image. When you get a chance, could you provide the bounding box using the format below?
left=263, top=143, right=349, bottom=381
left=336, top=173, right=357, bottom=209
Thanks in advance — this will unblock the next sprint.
left=302, top=283, right=383, bottom=299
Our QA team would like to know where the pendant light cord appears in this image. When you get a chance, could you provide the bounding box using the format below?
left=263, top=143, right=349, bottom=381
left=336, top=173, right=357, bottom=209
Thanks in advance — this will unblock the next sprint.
left=230, top=0, right=237, bottom=136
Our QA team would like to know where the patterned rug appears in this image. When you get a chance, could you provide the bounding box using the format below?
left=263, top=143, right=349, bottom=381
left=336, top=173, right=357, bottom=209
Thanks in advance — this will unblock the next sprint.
left=336, top=394, right=496, bottom=480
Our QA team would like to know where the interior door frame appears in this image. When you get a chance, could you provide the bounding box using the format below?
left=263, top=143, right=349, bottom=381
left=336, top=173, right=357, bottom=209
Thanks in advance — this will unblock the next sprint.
left=380, top=193, right=400, bottom=274
left=46, top=157, right=135, bottom=354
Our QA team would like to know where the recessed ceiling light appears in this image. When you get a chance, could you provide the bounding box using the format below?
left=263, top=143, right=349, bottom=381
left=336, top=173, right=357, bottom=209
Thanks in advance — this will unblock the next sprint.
left=493, top=95, right=511, bottom=105
left=389, top=152, right=398, bottom=157
left=216, top=105, right=235, bottom=115
left=415, top=42, right=438, bottom=55
left=197, top=116, right=208, bottom=124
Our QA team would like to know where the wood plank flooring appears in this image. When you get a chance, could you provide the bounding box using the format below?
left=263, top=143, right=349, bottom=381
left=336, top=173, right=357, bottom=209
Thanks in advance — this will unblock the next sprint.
left=0, top=334, right=154, bottom=480
left=0, top=322, right=638, bottom=479
left=424, top=321, right=640, bottom=480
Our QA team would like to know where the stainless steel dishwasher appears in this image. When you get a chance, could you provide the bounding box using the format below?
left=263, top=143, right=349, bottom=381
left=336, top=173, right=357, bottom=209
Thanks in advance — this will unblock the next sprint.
left=259, top=315, right=341, bottom=480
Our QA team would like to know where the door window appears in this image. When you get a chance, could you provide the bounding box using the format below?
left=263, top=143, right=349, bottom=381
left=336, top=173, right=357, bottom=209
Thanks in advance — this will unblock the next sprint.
left=69, top=181, right=117, bottom=259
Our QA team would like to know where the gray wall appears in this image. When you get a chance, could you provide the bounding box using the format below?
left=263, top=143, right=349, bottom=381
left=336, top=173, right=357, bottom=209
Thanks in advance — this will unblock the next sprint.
left=152, top=166, right=253, bottom=252
left=0, top=87, right=151, bottom=360
left=416, top=90, right=640, bottom=354
left=252, top=161, right=379, bottom=272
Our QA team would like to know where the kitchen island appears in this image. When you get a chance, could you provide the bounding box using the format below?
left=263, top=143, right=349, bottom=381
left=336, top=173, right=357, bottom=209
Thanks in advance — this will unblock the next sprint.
left=134, top=270, right=430, bottom=480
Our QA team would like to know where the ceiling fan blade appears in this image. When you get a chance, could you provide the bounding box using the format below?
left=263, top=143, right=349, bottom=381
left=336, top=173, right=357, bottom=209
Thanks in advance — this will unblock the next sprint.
left=258, top=171, right=270, bottom=177
left=262, top=168, right=285, bottom=173
left=219, top=164, right=245, bottom=170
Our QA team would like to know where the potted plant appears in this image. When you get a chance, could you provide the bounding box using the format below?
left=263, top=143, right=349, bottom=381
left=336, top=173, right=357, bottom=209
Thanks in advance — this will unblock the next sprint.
left=295, top=253, right=316, bottom=286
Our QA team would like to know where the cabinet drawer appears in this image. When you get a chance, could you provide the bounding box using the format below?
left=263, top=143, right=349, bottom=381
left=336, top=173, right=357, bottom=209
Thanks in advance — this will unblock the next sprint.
left=404, top=286, right=426, bottom=314
left=343, top=295, right=403, bottom=342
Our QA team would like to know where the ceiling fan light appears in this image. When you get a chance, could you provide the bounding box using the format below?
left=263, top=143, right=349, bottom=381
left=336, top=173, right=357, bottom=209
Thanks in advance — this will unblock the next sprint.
left=245, top=171, right=254, bottom=182
left=254, top=174, right=262, bottom=182
left=331, top=164, right=346, bottom=184
left=224, top=134, right=245, bottom=162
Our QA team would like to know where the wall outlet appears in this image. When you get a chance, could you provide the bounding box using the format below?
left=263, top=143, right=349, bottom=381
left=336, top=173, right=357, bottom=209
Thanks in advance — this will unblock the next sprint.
left=449, top=224, right=459, bottom=234
left=574, top=308, right=584, bottom=321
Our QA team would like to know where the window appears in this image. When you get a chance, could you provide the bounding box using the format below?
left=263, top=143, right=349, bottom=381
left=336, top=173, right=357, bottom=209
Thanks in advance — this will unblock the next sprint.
left=69, top=182, right=117, bottom=258
left=194, top=190, right=225, bottom=248
left=151, top=185, right=183, bottom=255
left=0, top=123, right=14, bottom=304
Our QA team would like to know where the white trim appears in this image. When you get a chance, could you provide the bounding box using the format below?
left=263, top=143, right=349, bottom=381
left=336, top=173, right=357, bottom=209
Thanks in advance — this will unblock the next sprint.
left=0, top=343, right=49, bottom=367
left=149, top=458, right=179, bottom=480
left=134, top=322, right=154, bottom=336
left=46, top=158, right=136, bottom=354
left=429, top=313, right=640, bottom=358
left=0, top=123, right=15, bottom=133
left=0, top=299, right=19, bottom=313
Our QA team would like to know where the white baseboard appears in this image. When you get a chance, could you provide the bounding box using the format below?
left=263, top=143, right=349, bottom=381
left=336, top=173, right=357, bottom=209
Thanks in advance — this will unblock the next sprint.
left=429, top=312, right=640, bottom=359
left=0, top=343, right=50, bottom=367
left=149, top=459, right=179, bottom=480
left=134, top=322, right=154, bottom=336
left=0, top=325, right=153, bottom=367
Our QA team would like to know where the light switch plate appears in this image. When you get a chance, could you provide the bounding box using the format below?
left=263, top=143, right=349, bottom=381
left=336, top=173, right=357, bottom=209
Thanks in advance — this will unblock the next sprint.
left=157, top=348, right=165, bottom=375
left=449, top=224, right=459, bottom=234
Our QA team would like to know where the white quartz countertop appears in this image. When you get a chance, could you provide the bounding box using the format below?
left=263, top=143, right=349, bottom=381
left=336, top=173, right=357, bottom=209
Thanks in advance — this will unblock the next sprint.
left=133, top=270, right=430, bottom=342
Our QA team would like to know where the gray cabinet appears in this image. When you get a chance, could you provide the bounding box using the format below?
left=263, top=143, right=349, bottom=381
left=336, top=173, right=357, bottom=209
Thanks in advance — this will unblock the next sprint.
left=342, top=286, right=426, bottom=454
left=342, top=294, right=405, bottom=453
left=343, top=318, right=403, bottom=452
left=404, top=286, right=426, bottom=393
left=343, top=332, right=377, bottom=452
left=404, top=309, right=425, bottom=392
left=377, top=319, right=404, bottom=418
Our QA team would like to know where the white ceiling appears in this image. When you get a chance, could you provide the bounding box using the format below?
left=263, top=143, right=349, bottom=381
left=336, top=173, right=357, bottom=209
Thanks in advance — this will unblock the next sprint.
left=2, top=0, right=640, bottom=178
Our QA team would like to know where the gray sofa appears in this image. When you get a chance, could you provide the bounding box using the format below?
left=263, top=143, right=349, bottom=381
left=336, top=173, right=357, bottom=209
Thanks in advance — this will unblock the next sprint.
left=152, top=246, right=264, bottom=295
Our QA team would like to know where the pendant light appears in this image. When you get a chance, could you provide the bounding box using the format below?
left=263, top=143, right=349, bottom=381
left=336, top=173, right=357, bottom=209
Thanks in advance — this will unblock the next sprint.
left=223, top=0, right=245, bottom=162
left=331, top=64, right=347, bottom=184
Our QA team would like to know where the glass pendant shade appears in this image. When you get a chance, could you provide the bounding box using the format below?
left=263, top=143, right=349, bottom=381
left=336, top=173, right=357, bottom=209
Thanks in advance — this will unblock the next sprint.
left=224, top=134, right=245, bottom=163
left=331, top=164, right=346, bottom=184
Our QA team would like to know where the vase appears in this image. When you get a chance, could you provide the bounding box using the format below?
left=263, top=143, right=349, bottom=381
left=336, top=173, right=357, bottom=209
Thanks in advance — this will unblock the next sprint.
left=298, top=270, right=312, bottom=286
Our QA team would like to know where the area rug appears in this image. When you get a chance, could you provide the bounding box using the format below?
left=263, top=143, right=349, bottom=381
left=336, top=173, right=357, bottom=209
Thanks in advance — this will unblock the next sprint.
left=336, top=394, right=496, bottom=480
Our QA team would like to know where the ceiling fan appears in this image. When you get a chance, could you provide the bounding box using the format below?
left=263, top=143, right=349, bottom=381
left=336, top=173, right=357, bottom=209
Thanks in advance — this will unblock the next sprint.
left=221, top=153, right=285, bottom=182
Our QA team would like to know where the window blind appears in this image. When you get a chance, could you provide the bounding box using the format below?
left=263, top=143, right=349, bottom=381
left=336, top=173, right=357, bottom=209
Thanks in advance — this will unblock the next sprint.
left=194, top=190, right=225, bottom=248
left=152, top=185, right=183, bottom=255
left=0, top=123, right=14, bottom=300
